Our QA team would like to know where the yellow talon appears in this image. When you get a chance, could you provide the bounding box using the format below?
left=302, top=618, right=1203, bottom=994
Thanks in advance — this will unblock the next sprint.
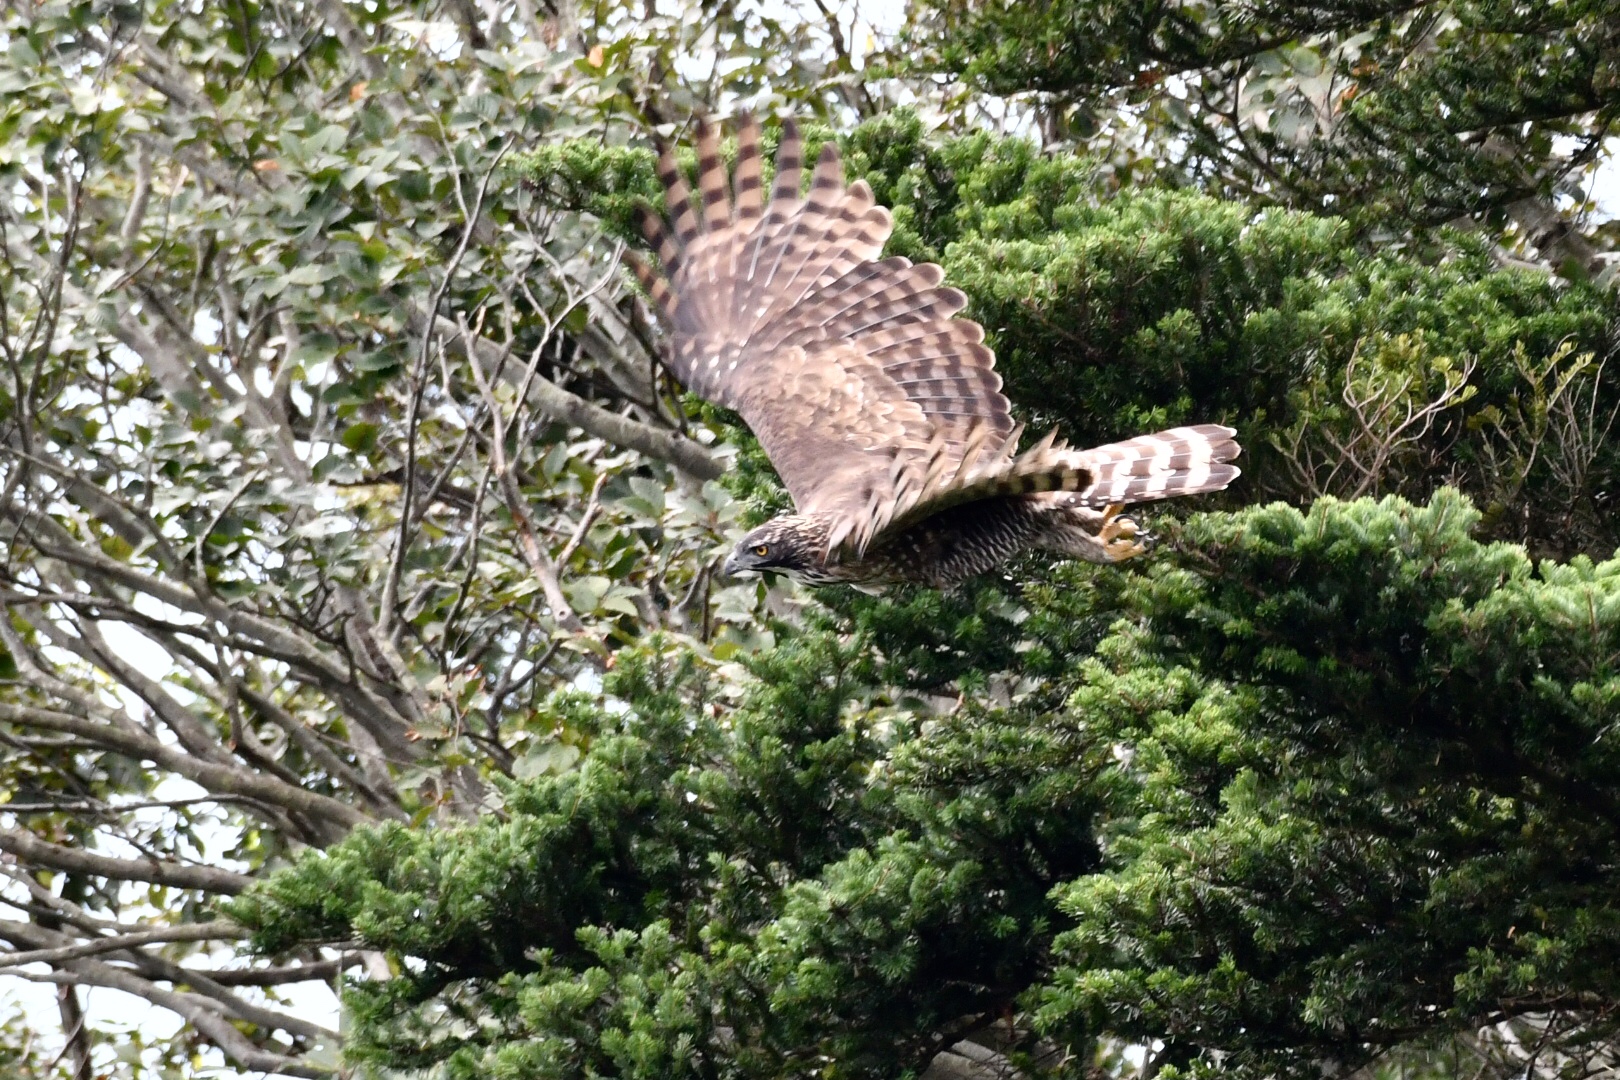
left=1099, top=503, right=1149, bottom=561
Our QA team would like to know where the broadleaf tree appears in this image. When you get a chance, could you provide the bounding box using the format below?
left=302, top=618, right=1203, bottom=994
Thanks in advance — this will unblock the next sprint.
left=0, top=1, right=1617, bottom=1079
left=909, top=0, right=1620, bottom=275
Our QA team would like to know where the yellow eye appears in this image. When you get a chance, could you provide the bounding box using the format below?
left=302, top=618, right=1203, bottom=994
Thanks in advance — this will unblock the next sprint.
left=753, top=544, right=770, bottom=557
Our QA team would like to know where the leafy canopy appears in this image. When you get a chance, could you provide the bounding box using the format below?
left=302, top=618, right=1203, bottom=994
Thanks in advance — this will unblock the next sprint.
left=3, top=0, right=1617, bottom=1076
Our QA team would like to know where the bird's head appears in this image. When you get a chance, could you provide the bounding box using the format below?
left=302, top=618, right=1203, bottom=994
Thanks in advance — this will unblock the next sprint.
left=721, top=516, right=830, bottom=581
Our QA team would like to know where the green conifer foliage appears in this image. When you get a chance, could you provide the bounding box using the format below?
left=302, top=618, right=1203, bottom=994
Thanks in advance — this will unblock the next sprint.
left=235, top=490, right=1620, bottom=1078
left=232, top=627, right=1110, bottom=1077
left=1040, top=492, right=1620, bottom=1076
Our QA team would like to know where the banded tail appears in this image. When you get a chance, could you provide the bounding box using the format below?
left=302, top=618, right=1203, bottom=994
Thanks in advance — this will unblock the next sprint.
left=1063, top=423, right=1242, bottom=507
left=844, top=421, right=1241, bottom=554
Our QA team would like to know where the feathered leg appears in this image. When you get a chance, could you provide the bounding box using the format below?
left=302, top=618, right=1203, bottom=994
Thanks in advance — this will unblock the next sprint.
left=1032, top=503, right=1151, bottom=564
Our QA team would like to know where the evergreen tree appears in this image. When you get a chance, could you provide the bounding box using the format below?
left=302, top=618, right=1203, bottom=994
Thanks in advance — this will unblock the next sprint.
left=234, top=491, right=1620, bottom=1079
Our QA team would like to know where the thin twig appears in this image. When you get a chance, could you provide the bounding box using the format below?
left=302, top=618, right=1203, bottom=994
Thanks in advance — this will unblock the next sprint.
left=555, top=471, right=608, bottom=568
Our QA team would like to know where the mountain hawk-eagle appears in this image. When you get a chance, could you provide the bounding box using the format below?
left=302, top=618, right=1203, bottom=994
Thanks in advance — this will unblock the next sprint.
left=627, top=116, right=1241, bottom=590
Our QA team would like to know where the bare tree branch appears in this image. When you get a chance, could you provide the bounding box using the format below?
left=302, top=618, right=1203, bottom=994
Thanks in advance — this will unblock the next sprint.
left=0, top=702, right=371, bottom=833
left=0, top=827, right=254, bottom=894
left=0, top=923, right=251, bottom=970
left=414, top=306, right=724, bottom=480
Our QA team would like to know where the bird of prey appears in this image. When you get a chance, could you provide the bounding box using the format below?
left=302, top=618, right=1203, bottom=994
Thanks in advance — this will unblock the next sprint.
left=627, top=116, right=1240, bottom=591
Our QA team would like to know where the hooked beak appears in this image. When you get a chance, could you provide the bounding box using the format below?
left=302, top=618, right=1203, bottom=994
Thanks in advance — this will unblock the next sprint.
left=721, top=549, right=744, bottom=577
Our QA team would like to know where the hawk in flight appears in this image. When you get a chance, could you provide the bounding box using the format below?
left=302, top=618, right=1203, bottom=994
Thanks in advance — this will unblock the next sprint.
left=628, top=116, right=1240, bottom=590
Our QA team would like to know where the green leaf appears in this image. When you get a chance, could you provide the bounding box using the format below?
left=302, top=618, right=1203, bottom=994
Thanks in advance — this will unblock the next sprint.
left=341, top=421, right=380, bottom=452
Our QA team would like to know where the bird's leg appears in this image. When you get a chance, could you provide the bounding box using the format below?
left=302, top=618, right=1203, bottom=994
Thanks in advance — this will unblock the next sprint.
left=1098, top=503, right=1150, bottom=561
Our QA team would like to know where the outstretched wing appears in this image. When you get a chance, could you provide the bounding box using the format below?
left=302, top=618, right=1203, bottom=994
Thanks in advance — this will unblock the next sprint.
left=627, top=116, right=1021, bottom=550
left=627, top=116, right=1241, bottom=557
